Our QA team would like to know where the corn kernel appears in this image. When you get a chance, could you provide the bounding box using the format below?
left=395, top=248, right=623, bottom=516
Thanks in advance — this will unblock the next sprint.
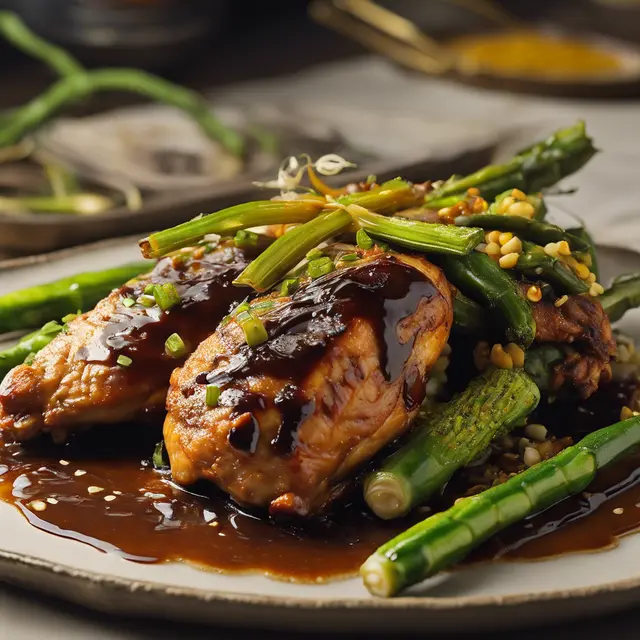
left=485, top=241, right=501, bottom=256
left=490, top=343, right=513, bottom=369
left=472, top=198, right=488, bottom=213
left=486, top=230, right=501, bottom=244
left=499, top=252, right=519, bottom=269
left=467, top=187, right=480, bottom=197
left=498, top=232, right=513, bottom=246
left=575, top=263, right=590, bottom=280
left=507, top=201, right=535, bottom=219
left=590, top=282, right=605, bottom=297
left=557, top=241, right=571, bottom=256
left=500, top=236, right=523, bottom=255
left=497, top=196, right=516, bottom=215
left=526, top=285, right=542, bottom=302
left=621, top=406, right=635, bottom=420
left=438, top=207, right=452, bottom=218
left=544, top=242, right=559, bottom=258
left=555, top=295, right=569, bottom=307
left=565, top=256, right=579, bottom=268
left=587, top=272, right=597, bottom=284
left=511, top=188, right=527, bottom=201
left=504, top=342, right=525, bottom=368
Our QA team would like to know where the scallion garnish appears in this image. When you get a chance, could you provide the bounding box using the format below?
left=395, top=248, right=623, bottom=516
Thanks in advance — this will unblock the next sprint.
left=305, top=248, right=324, bottom=261
left=234, top=229, right=260, bottom=249
left=308, top=256, right=335, bottom=279
left=165, top=333, right=188, bottom=358
left=137, top=294, right=156, bottom=308
left=356, top=229, right=374, bottom=250
left=117, top=354, right=132, bottom=367
left=153, top=283, right=181, bottom=311
left=206, top=384, right=221, bottom=407
left=280, top=278, right=298, bottom=296
left=339, top=253, right=359, bottom=262
left=24, top=352, right=36, bottom=366
left=41, top=320, right=63, bottom=334
left=121, top=296, right=135, bottom=308
left=236, top=310, right=269, bottom=347
left=144, top=284, right=156, bottom=294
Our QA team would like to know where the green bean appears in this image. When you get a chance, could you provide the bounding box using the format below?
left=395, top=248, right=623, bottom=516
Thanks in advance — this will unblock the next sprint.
left=437, top=252, right=536, bottom=347
left=361, top=415, right=640, bottom=597
left=600, top=273, right=640, bottom=323
left=452, top=291, right=488, bottom=335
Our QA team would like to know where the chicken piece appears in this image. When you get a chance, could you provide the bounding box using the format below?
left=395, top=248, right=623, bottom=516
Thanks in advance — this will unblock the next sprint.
left=522, top=284, right=616, bottom=398
left=165, top=252, right=453, bottom=517
left=0, top=244, right=250, bottom=442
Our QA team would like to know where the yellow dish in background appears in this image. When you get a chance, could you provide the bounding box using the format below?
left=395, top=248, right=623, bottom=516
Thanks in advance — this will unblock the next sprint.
left=449, top=29, right=625, bottom=79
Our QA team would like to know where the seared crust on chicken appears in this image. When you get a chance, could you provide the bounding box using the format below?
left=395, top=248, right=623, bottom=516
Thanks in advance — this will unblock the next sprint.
left=164, top=252, right=453, bottom=516
left=0, top=244, right=250, bottom=442
left=522, top=284, right=616, bottom=398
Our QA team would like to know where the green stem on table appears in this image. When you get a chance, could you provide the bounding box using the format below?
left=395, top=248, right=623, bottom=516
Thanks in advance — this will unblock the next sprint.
left=0, top=68, right=244, bottom=156
left=0, top=11, right=83, bottom=77
left=455, top=214, right=589, bottom=251
left=437, top=252, right=536, bottom=347
left=233, top=208, right=353, bottom=291
left=364, top=368, right=540, bottom=519
left=0, top=193, right=114, bottom=215
left=0, top=261, right=151, bottom=333
left=361, top=415, right=640, bottom=597
left=600, top=273, right=640, bottom=323
left=140, top=199, right=326, bottom=259
left=517, top=241, right=589, bottom=295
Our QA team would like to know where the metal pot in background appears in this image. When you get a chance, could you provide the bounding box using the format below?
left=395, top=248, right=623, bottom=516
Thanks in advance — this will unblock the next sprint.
left=4, top=0, right=229, bottom=70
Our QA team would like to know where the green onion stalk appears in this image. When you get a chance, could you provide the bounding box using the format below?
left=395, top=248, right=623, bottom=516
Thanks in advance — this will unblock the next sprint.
left=361, top=415, right=640, bottom=597
left=425, top=122, right=596, bottom=207
left=364, top=368, right=540, bottom=519
left=0, top=261, right=151, bottom=333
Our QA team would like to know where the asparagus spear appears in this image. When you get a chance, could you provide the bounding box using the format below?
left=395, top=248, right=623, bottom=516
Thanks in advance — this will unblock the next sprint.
left=600, top=273, right=640, bottom=323
left=361, top=415, right=640, bottom=597
left=455, top=214, right=589, bottom=251
left=437, top=252, right=536, bottom=347
left=0, top=262, right=151, bottom=333
left=425, top=122, right=596, bottom=205
left=348, top=206, right=484, bottom=256
left=364, top=369, right=540, bottom=519
left=517, top=241, right=589, bottom=295
left=0, top=319, right=65, bottom=380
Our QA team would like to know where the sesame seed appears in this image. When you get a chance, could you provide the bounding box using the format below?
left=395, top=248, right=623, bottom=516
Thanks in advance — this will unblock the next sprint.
left=29, top=500, right=47, bottom=512
left=87, top=486, right=104, bottom=494
left=209, top=521, right=219, bottom=527
left=104, top=495, right=117, bottom=502
left=74, top=469, right=87, bottom=477
left=46, top=497, right=59, bottom=505
left=112, top=490, right=122, bottom=495
left=613, top=507, right=624, bottom=515
left=59, top=460, right=70, bottom=466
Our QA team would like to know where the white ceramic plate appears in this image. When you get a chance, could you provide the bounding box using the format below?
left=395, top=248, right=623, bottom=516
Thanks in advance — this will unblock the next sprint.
left=1, top=238, right=640, bottom=634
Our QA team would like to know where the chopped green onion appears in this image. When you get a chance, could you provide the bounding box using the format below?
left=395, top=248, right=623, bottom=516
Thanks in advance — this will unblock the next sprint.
left=234, top=229, right=260, bottom=249
left=24, top=352, right=36, bottom=366
left=152, top=441, right=169, bottom=470
left=61, top=312, right=79, bottom=324
left=41, top=320, right=63, bottom=335
left=144, top=284, right=156, bottom=295
left=375, top=240, right=390, bottom=251
left=153, top=283, right=181, bottom=311
left=308, top=256, right=336, bottom=279
left=206, top=385, right=221, bottom=407
left=280, top=278, right=299, bottom=296
left=165, top=333, right=188, bottom=359
left=234, top=301, right=250, bottom=315
left=250, top=300, right=276, bottom=312
left=339, top=253, right=360, bottom=262
left=121, top=296, right=135, bottom=308
left=236, top=310, right=269, bottom=347
left=306, top=248, right=324, bottom=261
left=117, top=354, right=133, bottom=367
left=356, top=228, right=374, bottom=250
left=137, top=294, right=156, bottom=308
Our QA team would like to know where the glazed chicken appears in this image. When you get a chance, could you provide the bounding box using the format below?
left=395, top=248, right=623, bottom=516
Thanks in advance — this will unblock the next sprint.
left=164, top=252, right=453, bottom=517
left=0, top=244, right=251, bottom=442
left=523, top=283, right=616, bottom=398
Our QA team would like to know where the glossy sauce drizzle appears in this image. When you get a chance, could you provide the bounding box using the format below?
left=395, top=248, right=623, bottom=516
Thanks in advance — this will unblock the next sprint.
left=0, top=382, right=640, bottom=581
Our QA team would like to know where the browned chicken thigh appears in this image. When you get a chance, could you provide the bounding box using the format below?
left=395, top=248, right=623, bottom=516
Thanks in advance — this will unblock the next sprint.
left=164, top=252, right=453, bottom=517
left=0, top=244, right=251, bottom=442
